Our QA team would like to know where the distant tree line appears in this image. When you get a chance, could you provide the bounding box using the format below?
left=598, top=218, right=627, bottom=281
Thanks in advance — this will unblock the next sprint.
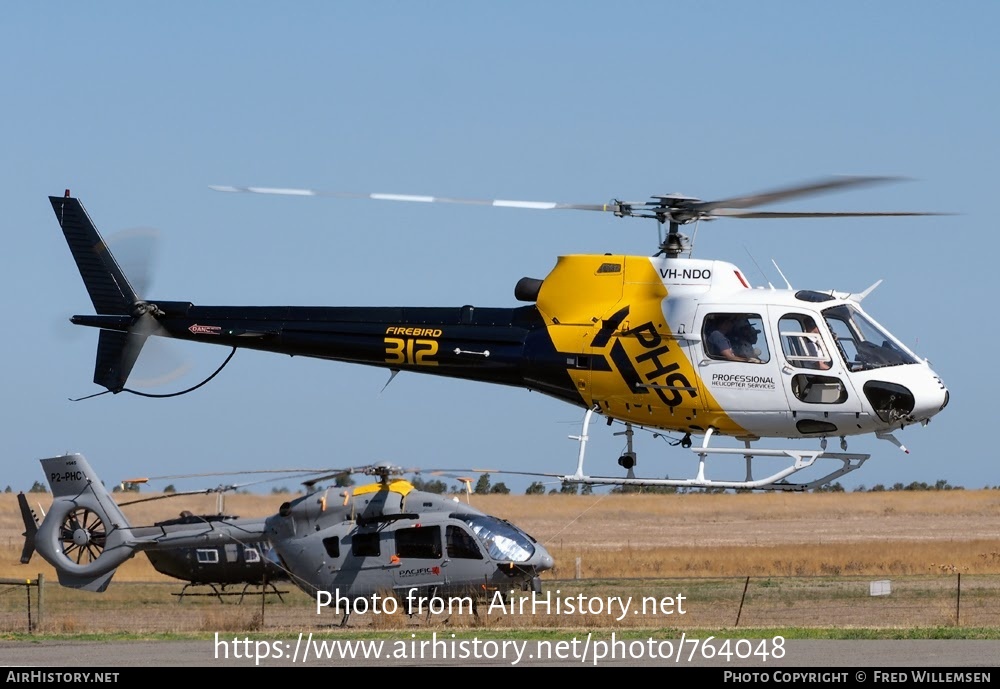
left=7, top=477, right=993, bottom=496
left=516, top=477, right=980, bottom=495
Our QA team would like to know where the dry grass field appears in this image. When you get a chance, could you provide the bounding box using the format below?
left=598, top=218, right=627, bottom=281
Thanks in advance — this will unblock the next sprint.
left=2, top=489, right=999, bottom=634
left=3, top=488, right=999, bottom=582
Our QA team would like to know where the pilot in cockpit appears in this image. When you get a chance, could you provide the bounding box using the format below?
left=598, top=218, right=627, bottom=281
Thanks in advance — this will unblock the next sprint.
left=731, top=317, right=762, bottom=361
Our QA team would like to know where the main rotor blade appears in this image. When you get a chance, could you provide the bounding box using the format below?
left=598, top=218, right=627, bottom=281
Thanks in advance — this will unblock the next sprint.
left=136, top=468, right=336, bottom=483
left=693, top=175, right=905, bottom=212
left=210, top=185, right=614, bottom=213
left=118, top=488, right=229, bottom=506
left=117, top=473, right=317, bottom=506
left=708, top=210, right=951, bottom=219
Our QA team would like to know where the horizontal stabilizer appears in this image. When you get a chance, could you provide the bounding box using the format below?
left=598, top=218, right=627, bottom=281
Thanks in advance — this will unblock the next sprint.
left=54, top=570, right=117, bottom=593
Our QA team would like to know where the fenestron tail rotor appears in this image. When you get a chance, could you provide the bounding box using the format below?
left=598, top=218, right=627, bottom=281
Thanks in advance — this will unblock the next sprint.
left=211, top=175, right=949, bottom=258
left=58, top=507, right=108, bottom=566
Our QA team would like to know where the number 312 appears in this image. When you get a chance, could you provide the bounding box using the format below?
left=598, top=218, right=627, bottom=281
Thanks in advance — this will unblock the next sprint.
left=384, top=337, right=439, bottom=366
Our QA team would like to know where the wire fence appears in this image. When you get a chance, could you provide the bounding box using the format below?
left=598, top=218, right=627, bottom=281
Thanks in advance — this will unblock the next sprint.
left=1, top=573, right=998, bottom=634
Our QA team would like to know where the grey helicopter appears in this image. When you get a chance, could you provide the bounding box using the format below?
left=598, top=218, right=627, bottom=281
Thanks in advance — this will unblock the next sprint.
left=19, top=477, right=290, bottom=602
left=122, top=477, right=292, bottom=601
left=24, top=453, right=554, bottom=612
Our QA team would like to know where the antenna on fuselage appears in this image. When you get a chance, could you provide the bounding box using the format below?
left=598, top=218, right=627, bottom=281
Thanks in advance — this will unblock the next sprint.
left=743, top=246, right=774, bottom=289
left=848, top=279, right=883, bottom=302
left=771, top=259, right=793, bottom=290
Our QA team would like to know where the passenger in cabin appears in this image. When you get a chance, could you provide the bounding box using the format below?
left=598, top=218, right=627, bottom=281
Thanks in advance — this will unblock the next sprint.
left=801, top=320, right=832, bottom=370
left=706, top=314, right=759, bottom=363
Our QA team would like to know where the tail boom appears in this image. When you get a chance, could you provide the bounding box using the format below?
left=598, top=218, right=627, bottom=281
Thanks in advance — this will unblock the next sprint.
left=33, top=453, right=269, bottom=593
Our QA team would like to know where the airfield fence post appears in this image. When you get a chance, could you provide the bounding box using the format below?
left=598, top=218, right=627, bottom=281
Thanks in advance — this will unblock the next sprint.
left=7, top=574, right=42, bottom=633
left=956, top=573, right=961, bottom=626
left=735, top=576, right=750, bottom=627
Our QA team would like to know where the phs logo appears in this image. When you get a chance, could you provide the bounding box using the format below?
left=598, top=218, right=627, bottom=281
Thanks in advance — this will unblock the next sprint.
left=590, top=306, right=698, bottom=408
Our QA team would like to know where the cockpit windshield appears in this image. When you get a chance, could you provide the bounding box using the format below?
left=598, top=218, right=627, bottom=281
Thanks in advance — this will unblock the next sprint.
left=822, top=304, right=919, bottom=371
left=453, top=514, right=536, bottom=563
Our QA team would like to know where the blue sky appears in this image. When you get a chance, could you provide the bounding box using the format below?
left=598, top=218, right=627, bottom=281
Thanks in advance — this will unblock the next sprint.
left=2, top=3, right=995, bottom=498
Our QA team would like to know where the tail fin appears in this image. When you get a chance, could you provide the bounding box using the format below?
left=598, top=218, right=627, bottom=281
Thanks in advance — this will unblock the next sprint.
left=49, top=193, right=140, bottom=314
left=50, top=193, right=147, bottom=392
left=34, top=453, right=136, bottom=592
left=92, top=330, right=148, bottom=393
left=17, top=492, right=39, bottom=565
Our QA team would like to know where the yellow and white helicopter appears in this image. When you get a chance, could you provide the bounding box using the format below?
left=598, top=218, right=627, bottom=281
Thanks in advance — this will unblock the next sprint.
left=49, top=175, right=950, bottom=491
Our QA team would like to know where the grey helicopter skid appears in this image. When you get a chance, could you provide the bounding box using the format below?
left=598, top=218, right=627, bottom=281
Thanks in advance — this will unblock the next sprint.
left=50, top=175, right=950, bottom=491
left=25, top=453, right=554, bottom=610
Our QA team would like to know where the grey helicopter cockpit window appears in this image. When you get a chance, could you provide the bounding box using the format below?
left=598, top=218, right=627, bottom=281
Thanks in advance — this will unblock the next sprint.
left=447, top=525, right=484, bottom=560
left=822, top=304, right=919, bottom=371
left=453, top=514, right=535, bottom=563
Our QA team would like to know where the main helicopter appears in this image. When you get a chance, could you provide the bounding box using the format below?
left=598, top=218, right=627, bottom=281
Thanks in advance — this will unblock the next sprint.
left=24, top=453, right=553, bottom=611
left=49, top=176, right=950, bottom=491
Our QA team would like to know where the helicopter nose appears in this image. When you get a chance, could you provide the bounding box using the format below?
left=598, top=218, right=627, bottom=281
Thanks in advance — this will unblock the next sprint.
left=912, top=373, right=949, bottom=423
left=862, top=368, right=948, bottom=427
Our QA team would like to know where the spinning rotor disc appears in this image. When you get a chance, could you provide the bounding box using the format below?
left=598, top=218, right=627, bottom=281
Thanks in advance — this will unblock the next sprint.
left=212, top=175, right=948, bottom=257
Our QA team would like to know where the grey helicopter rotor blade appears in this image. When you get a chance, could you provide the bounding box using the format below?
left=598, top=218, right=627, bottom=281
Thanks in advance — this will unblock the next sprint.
left=117, top=472, right=324, bottom=507
left=135, top=468, right=335, bottom=481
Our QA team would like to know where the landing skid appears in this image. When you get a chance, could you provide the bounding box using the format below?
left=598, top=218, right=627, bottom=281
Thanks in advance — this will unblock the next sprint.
left=173, top=581, right=287, bottom=603
left=561, top=409, right=870, bottom=492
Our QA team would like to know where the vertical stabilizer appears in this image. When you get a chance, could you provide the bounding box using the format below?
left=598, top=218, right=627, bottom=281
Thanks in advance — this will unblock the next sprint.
left=49, top=194, right=139, bottom=314
left=17, top=493, right=39, bottom=565
left=50, top=194, right=149, bottom=393
left=34, top=453, right=135, bottom=592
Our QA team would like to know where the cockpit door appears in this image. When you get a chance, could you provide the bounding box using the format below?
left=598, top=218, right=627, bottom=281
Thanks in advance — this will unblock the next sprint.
left=694, top=306, right=788, bottom=437
left=769, top=308, right=862, bottom=434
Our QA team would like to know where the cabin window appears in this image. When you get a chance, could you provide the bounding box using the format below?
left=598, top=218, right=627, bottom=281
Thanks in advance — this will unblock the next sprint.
left=446, top=525, right=484, bottom=560
left=822, top=304, right=919, bottom=371
left=790, top=373, right=848, bottom=404
left=778, top=315, right=833, bottom=371
left=243, top=546, right=261, bottom=563
left=702, top=313, right=770, bottom=363
left=395, top=525, right=442, bottom=560
left=351, top=531, right=381, bottom=557
left=322, top=537, right=341, bottom=558
left=196, top=549, right=219, bottom=564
